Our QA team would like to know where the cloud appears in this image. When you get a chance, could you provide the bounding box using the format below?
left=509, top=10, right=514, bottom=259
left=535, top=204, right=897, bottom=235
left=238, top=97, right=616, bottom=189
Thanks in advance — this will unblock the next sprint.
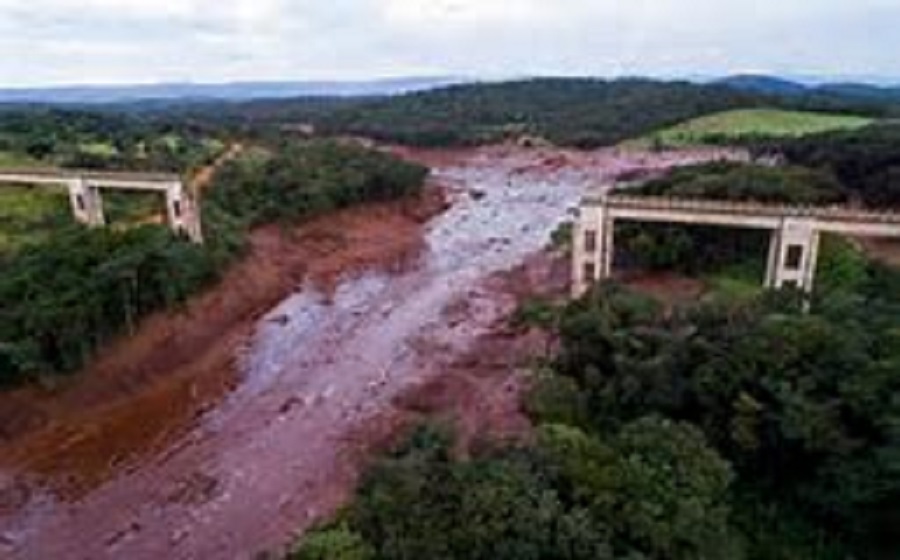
left=0, top=0, right=897, bottom=86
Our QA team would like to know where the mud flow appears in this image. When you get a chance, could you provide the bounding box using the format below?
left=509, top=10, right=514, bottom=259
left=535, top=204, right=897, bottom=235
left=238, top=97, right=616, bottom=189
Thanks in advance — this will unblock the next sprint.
left=0, top=146, right=741, bottom=559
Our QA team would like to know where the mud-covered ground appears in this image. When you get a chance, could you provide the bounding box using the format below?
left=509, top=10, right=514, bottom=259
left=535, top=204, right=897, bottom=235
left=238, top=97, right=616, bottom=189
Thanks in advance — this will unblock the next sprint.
left=0, top=145, right=742, bottom=559
left=858, top=236, right=900, bottom=267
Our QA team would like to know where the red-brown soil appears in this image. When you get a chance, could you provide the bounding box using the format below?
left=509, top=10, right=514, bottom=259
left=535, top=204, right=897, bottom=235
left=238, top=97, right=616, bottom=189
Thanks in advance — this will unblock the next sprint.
left=0, top=145, right=741, bottom=559
left=0, top=186, right=448, bottom=499
left=857, top=237, right=900, bottom=267
left=394, top=251, right=571, bottom=455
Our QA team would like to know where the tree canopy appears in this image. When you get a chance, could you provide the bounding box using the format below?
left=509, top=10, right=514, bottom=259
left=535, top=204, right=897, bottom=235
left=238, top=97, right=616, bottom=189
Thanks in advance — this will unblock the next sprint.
left=749, top=123, right=900, bottom=207
left=0, top=139, right=427, bottom=385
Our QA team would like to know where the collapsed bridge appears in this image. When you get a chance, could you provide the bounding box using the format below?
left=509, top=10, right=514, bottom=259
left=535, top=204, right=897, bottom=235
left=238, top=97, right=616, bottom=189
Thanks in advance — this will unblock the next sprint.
left=573, top=193, right=900, bottom=297
left=0, top=168, right=203, bottom=243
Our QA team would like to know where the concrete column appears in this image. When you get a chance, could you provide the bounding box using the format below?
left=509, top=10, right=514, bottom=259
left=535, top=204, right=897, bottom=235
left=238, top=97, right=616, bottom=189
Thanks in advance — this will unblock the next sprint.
left=67, top=179, right=105, bottom=227
left=766, top=218, right=819, bottom=293
left=165, top=182, right=203, bottom=244
left=571, top=210, right=585, bottom=298
left=764, top=227, right=781, bottom=288
left=802, top=230, right=821, bottom=294
left=571, top=202, right=606, bottom=297
left=601, top=214, right=615, bottom=279
left=88, top=187, right=106, bottom=227
left=67, top=179, right=91, bottom=225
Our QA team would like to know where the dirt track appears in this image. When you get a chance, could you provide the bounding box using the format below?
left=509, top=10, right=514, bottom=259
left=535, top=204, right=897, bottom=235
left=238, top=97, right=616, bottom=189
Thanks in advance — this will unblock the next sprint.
left=0, top=145, right=742, bottom=559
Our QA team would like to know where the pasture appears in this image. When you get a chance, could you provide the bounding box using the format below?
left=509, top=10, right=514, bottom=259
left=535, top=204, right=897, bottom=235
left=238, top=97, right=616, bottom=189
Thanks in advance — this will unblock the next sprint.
left=630, top=108, right=874, bottom=148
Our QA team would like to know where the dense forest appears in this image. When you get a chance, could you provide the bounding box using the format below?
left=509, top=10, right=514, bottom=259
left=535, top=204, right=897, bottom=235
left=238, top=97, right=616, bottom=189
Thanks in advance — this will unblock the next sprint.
left=295, top=249, right=900, bottom=559
left=99, top=79, right=771, bottom=147
left=0, top=140, right=427, bottom=386
left=139, top=77, right=900, bottom=149
left=749, top=123, right=900, bottom=207
left=4, top=78, right=897, bottom=155
left=107, top=79, right=764, bottom=147
left=288, top=79, right=767, bottom=147
left=0, top=107, right=225, bottom=173
left=207, top=140, right=427, bottom=226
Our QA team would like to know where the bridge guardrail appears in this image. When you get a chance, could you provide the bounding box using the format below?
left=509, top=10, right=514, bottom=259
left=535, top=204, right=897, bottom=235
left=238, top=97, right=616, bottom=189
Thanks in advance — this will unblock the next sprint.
left=0, top=168, right=181, bottom=183
left=603, top=195, right=900, bottom=225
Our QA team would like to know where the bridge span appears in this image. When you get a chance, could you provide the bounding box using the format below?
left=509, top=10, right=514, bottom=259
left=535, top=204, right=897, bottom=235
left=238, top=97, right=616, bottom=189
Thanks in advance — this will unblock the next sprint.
left=0, top=168, right=203, bottom=243
left=573, top=194, right=900, bottom=297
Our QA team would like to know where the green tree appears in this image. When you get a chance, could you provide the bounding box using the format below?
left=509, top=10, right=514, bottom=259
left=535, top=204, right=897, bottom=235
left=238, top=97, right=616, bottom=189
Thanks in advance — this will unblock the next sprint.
left=539, top=419, right=740, bottom=560
left=290, top=524, right=374, bottom=560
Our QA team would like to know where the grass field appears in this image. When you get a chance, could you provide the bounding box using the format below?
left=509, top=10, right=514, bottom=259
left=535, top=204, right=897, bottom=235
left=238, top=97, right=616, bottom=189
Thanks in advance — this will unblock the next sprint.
left=0, top=185, right=73, bottom=254
left=0, top=151, right=38, bottom=168
left=629, top=108, right=874, bottom=148
left=0, top=152, right=71, bottom=254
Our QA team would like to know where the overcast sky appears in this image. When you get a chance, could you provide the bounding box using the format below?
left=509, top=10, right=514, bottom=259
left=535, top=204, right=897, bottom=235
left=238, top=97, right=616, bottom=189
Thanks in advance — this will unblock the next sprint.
left=1, top=0, right=898, bottom=87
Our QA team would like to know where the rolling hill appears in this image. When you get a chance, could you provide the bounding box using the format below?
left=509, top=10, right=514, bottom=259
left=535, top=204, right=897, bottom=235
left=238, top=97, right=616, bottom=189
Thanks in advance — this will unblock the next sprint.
left=631, top=108, right=874, bottom=148
left=718, top=74, right=900, bottom=103
left=304, top=78, right=768, bottom=147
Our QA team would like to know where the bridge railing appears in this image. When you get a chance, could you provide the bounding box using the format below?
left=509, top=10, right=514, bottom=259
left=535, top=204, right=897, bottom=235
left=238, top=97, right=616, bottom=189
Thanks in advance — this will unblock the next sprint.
left=0, top=168, right=182, bottom=183
left=603, top=195, right=900, bottom=225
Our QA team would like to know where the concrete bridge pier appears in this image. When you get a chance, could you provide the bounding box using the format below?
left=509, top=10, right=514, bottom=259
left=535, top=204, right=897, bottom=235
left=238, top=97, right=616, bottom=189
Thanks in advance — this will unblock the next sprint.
left=67, top=179, right=105, bottom=227
left=572, top=205, right=605, bottom=296
left=765, top=218, right=820, bottom=293
left=164, top=182, right=203, bottom=243
left=601, top=212, right=615, bottom=279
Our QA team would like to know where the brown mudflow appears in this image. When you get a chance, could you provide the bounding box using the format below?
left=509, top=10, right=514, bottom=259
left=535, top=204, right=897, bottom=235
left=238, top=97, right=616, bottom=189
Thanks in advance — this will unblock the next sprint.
left=0, top=145, right=741, bottom=559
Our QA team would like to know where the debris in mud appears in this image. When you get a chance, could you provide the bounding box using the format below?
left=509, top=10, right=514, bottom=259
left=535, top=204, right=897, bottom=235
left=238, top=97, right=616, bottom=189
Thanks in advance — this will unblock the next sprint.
left=104, top=521, right=142, bottom=548
left=469, top=189, right=487, bottom=201
left=278, top=395, right=306, bottom=415
left=0, top=476, right=30, bottom=516
left=269, top=314, right=291, bottom=326
left=167, top=471, right=221, bottom=506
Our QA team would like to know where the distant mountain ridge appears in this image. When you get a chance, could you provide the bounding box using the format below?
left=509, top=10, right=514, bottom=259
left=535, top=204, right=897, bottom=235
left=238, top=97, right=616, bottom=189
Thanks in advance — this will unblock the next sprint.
left=717, top=74, right=900, bottom=102
left=0, top=77, right=463, bottom=105
left=3, top=74, right=900, bottom=108
left=714, top=75, right=810, bottom=96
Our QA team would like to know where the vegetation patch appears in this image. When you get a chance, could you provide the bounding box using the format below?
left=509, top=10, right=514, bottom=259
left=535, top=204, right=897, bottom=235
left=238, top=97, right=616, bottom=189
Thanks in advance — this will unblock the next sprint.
left=0, top=108, right=225, bottom=173
left=294, top=252, right=900, bottom=559
left=749, top=122, right=900, bottom=207
left=0, top=185, right=72, bottom=254
left=632, top=108, right=873, bottom=148
left=207, top=140, right=428, bottom=226
left=0, top=140, right=427, bottom=386
left=0, top=150, right=38, bottom=168
left=214, top=79, right=767, bottom=148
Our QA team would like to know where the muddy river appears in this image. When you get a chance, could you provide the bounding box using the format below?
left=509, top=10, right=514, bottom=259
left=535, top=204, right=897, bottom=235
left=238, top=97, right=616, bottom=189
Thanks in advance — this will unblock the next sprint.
left=0, top=146, right=741, bottom=559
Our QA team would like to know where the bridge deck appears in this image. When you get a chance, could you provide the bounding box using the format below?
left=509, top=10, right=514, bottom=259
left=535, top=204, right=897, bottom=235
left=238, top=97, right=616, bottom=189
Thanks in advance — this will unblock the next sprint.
left=586, top=195, right=900, bottom=236
left=0, top=167, right=181, bottom=184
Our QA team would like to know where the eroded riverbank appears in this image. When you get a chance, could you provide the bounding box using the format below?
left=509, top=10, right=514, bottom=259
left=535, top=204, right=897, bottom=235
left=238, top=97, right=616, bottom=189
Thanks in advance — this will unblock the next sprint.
left=0, top=145, right=743, bottom=559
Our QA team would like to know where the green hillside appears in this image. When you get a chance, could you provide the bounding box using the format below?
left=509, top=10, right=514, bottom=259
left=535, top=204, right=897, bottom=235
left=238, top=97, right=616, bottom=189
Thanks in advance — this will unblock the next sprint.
left=632, top=108, right=873, bottom=148
left=255, top=78, right=768, bottom=148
